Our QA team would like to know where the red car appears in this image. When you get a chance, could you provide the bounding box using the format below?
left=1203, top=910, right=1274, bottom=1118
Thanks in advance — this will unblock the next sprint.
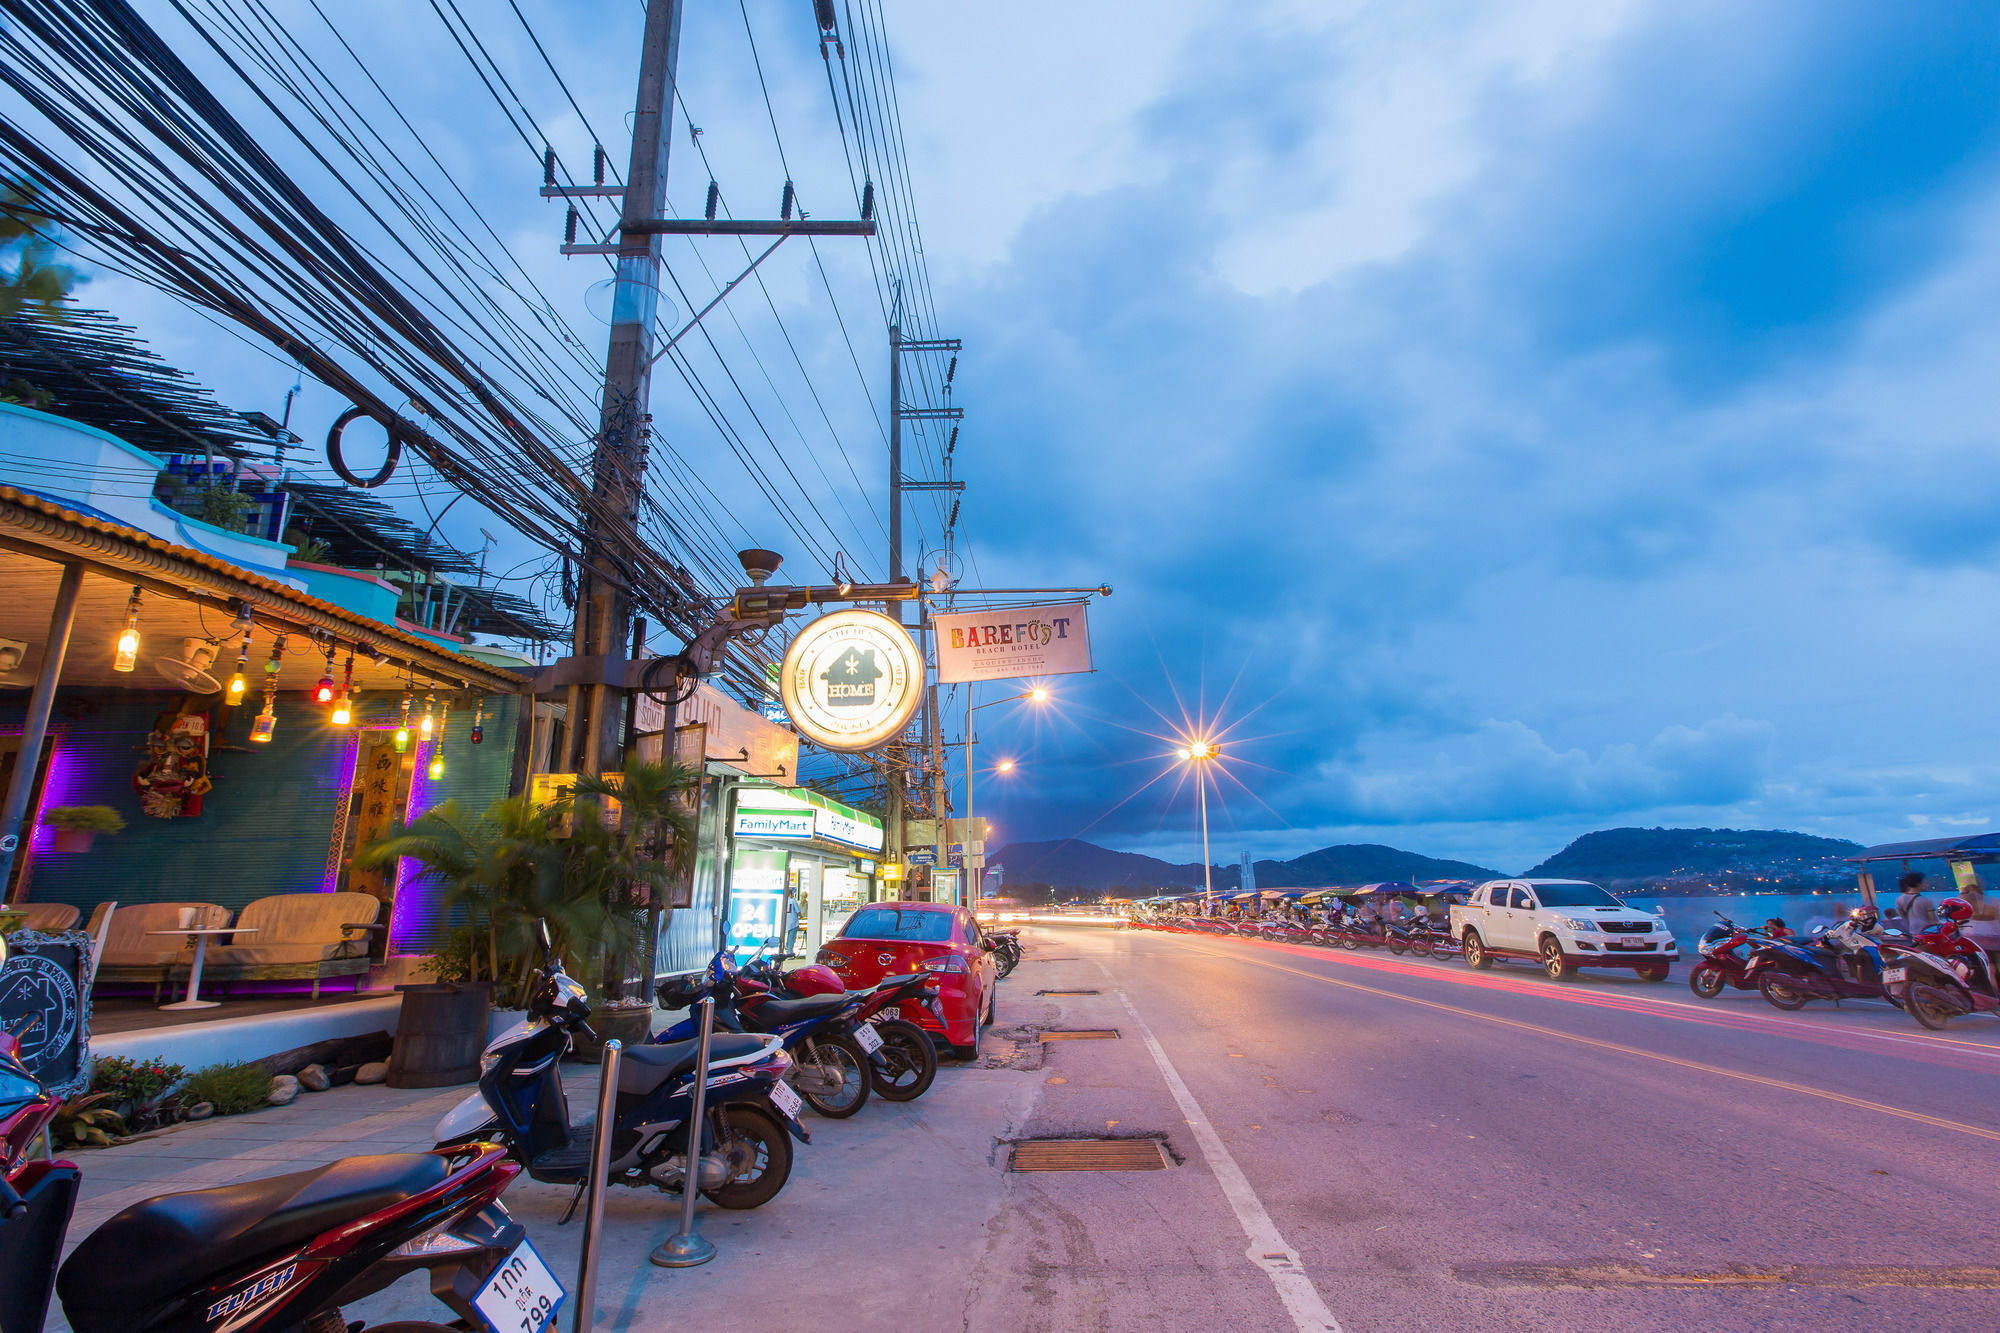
left=818, top=902, right=999, bottom=1060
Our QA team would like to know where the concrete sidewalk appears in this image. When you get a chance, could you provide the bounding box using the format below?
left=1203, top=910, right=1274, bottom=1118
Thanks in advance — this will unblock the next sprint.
left=46, top=995, right=1048, bottom=1333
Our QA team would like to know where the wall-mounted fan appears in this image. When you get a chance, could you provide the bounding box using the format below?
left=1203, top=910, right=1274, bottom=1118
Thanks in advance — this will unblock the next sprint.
left=154, top=638, right=222, bottom=694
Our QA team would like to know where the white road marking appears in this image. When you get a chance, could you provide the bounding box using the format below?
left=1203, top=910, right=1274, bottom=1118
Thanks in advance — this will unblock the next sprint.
left=1114, top=988, right=1345, bottom=1333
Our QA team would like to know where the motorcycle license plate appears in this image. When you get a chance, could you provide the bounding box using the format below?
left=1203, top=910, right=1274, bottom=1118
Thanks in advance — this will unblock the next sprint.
left=879, top=1005, right=901, bottom=1020
left=472, top=1237, right=563, bottom=1333
left=1883, top=966, right=1907, bottom=984
left=768, top=1078, right=805, bottom=1121
left=855, top=1023, right=884, bottom=1054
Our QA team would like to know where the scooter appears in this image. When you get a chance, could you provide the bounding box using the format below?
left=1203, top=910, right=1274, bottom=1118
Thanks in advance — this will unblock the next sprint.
left=735, top=958, right=943, bottom=1102
left=433, top=925, right=806, bottom=1211
left=655, top=951, right=873, bottom=1119
left=1884, top=917, right=2000, bottom=1030
left=3, top=935, right=542, bottom=1333
left=1744, top=922, right=1906, bottom=1011
left=1688, top=914, right=1771, bottom=999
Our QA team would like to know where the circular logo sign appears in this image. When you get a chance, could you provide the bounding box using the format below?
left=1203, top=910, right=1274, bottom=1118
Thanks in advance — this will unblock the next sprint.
left=779, top=609, right=923, bottom=751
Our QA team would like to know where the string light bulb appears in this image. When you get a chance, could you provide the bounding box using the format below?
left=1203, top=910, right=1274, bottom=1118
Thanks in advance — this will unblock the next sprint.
left=330, top=650, right=355, bottom=725
left=250, top=698, right=277, bottom=743
left=227, top=613, right=253, bottom=700
left=419, top=692, right=436, bottom=739
left=395, top=691, right=411, bottom=752
left=113, top=586, right=142, bottom=672
left=469, top=697, right=485, bottom=745
left=313, top=642, right=337, bottom=705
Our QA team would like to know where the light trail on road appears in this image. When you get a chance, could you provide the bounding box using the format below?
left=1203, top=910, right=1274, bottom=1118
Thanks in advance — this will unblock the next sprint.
left=1153, top=928, right=2000, bottom=1074
left=1185, top=943, right=2000, bottom=1144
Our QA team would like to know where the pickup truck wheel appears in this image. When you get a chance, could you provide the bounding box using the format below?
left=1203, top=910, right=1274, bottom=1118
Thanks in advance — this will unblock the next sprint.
left=1540, top=937, right=1574, bottom=981
left=1463, top=931, right=1493, bottom=969
left=1636, top=962, right=1670, bottom=983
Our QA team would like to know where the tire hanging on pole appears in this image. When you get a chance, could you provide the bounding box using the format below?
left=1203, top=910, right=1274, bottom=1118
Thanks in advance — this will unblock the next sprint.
left=325, top=406, right=403, bottom=488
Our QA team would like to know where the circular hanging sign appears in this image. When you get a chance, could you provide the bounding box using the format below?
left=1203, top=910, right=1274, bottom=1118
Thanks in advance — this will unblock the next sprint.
left=779, top=609, right=923, bottom=752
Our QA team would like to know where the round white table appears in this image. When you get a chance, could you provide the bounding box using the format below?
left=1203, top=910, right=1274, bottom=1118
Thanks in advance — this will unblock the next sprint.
left=147, top=927, right=256, bottom=1010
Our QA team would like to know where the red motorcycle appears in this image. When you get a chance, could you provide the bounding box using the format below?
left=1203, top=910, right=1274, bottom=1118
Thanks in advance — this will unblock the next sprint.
left=1, top=946, right=551, bottom=1333
left=1883, top=897, right=1999, bottom=1030
left=731, top=954, right=944, bottom=1103
left=1688, top=914, right=1771, bottom=998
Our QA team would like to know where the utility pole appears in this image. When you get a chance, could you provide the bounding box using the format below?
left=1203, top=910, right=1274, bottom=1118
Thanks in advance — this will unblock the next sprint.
left=565, top=0, right=682, bottom=778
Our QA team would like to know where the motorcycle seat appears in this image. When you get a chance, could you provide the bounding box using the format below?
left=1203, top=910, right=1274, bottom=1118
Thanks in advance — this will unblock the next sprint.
left=748, top=994, right=852, bottom=1026
left=57, top=1153, right=448, bottom=1333
left=621, top=1033, right=772, bottom=1096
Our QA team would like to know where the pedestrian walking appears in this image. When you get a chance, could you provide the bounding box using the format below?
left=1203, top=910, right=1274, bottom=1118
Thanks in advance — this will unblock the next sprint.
left=1896, top=871, right=1938, bottom=937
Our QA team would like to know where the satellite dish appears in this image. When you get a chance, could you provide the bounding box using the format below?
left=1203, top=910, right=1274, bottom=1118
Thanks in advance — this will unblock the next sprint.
left=153, top=638, right=223, bottom=694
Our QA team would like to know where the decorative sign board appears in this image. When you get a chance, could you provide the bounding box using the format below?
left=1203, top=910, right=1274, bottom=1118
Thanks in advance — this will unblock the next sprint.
left=934, top=603, right=1093, bottom=685
left=779, top=610, right=923, bottom=752
left=0, top=929, right=91, bottom=1098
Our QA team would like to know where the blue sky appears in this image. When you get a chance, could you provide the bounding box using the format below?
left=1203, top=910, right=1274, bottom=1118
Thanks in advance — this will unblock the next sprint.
left=52, top=0, right=2000, bottom=873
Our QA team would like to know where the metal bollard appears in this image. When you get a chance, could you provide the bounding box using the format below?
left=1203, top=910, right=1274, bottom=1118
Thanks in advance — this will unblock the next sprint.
left=650, top=994, right=717, bottom=1267
left=572, top=1038, right=620, bottom=1333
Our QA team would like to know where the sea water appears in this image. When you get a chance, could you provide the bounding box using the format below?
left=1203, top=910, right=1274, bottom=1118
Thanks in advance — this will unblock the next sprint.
left=1624, top=891, right=1867, bottom=947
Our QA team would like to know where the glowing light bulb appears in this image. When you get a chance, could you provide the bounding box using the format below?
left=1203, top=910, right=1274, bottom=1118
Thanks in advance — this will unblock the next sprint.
left=394, top=726, right=410, bottom=753
left=1029, top=687, right=1048, bottom=702
left=114, top=624, right=140, bottom=673
left=428, top=754, right=445, bottom=780
left=330, top=694, right=351, bottom=726
left=997, top=759, right=1015, bottom=773
left=313, top=676, right=335, bottom=705
left=419, top=705, right=435, bottom=738
left=249, top=702, right=277, bottom=743
left=228, top=672, right=246, bottom=700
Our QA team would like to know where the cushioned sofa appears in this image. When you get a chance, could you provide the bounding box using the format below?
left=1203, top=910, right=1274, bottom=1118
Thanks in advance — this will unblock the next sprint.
left=89, top=901, right=230, bottom=1001
left=193, top=892, right=384, bottom=998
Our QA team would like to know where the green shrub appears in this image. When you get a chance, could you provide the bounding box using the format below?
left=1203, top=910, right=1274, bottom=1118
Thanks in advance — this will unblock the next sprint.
left=41, top=805, right=125, bottom=834
left=177, top=1061, right=271, bottom=1116
left=54, top=1093, right=125, bottom=1147
left=92, top=1055, right=186, bottom=1107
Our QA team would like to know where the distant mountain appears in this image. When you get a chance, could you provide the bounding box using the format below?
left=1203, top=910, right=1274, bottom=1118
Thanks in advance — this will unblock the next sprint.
left=1523, top=827, right=1865, bottom=895
left=987, top=839, right=1501, bottom=895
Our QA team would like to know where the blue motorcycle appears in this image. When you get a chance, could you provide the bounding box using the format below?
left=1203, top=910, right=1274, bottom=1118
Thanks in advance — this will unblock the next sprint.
left=655, top=950, right=874, bottom=1119
left=1743, top=922, right=1907, bottom=1011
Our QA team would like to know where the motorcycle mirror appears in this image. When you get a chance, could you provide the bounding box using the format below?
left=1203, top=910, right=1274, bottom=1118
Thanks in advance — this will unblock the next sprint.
left=539, top=919, right=552, bottom=950
left=0, top=931, right=7, bottom=968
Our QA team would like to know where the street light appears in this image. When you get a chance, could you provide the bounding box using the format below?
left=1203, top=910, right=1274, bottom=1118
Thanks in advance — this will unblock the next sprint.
left=966, top=685, right=1049, bottom=911
left=1180, top=738, right=1221, bottom=910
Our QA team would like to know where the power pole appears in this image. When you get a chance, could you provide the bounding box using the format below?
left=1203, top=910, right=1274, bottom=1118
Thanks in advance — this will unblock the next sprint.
left=565, top=0, right=682, bottom=777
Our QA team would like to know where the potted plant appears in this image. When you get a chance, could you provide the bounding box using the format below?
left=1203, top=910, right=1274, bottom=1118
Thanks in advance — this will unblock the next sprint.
left=41, top=805, right=125, bottom=853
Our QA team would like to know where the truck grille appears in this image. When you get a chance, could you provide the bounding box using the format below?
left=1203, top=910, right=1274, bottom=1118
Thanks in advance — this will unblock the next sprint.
left=1601, top=920, right=1651, bottom=933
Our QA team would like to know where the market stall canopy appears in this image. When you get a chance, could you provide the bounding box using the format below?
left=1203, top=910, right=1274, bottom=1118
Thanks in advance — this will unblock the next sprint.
left=1849, top=833, right=2000, bottom=864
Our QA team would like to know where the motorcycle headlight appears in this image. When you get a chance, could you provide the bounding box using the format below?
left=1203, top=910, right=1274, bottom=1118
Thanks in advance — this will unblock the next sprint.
left=479, top=1050, right=502, bottom=1076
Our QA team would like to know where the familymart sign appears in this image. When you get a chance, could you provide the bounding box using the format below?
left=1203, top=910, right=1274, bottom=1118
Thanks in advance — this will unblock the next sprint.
left=733, top=790, right=884, bottom=853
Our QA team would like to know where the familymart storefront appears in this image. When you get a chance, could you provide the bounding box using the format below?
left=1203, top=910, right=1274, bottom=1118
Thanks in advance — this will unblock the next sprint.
left=728, top=785, right=884, bottom=960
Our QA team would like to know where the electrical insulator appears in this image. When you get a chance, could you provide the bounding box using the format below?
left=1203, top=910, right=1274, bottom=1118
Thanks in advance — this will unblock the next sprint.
left=781, top=180, right=795, bottom=222
left=593, top=144, right=605, bottom=186
left=860, top=180, right=875, bottom=222
left=565, top=206, right=578, bottom=245
left=543, top=147, right=555, bottom=187
left=946, top=356, right=957, bottom=383
left=947, top=426, right=958, bottom=455
left=950, top=500, right=960, bottom=527
left=705, top=181, right=720, bottom=222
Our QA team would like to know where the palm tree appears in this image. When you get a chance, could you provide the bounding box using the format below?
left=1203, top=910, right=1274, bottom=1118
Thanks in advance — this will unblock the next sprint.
left=571, top=755, right=701, bottom=1000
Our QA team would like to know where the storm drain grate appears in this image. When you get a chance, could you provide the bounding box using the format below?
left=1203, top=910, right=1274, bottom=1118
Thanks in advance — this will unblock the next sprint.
left=1010, top=1139, right=1167, bottom=1172
left=1040, top=1029, right=1120, bottom=1041
left=1036, top=989, right=1101, bottom=996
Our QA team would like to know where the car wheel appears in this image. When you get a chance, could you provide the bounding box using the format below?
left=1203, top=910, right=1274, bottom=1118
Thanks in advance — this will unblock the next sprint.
left=1540, top=937, right=1573, bottom=981
left=1636, top=962, right=1670, bottom=983
left=1463, top=931, right=1492, bottom=969
left=952, top=1014, right=983, bottom=1063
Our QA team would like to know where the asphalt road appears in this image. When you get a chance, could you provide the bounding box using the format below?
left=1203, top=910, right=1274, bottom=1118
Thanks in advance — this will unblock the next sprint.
left=973, top=922, right=2000, bottom=1333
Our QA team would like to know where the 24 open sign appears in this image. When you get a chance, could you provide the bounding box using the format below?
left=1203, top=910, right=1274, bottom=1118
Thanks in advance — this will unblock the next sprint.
left=473, top=1238, right=564, bottom=1333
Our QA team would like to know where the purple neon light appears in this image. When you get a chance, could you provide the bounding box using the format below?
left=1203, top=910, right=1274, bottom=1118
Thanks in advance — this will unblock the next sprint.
left=321, top=727, right=363, bottom=892
left=23, top=736, right=76, bottom=853
left=387, top=737, right=437, bottom=955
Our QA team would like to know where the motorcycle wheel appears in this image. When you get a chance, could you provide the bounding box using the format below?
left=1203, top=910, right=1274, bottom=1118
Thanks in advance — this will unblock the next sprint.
left=1906, top=983, right=1960, bottom=1032
left=1688, top=964, right=1725, bottom=998
left=996, top=950, right=1019, bottom=979
left=1387, top=939, right=1407, bottom=955
left=1463, top=932, right=1493, bottom=969
left=870, top=1018, right=939, bottom=1101
left=1758, top=973, right=1811, bottom=1011
left=1431, top=940, right=1460, bottom=962
left=796, top=1034, right=871, bottom=1118
left=364, top=1324, right=461, bottom=1331
left=1341, top=935, right=1362, bottom=950
left=702, top=1103, right=794, bottom=1210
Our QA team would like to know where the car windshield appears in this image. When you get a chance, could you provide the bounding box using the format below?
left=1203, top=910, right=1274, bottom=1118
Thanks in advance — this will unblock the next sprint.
left=1531, top=881, right=1623, bottom=908
left=839, top=907, right=955, bottom=943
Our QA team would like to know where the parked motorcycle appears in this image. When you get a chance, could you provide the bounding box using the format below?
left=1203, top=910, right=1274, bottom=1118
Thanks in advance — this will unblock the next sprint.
left=3, top=949, right=542, bottom=1332
left=433, top=925, right=806, bottom=1211
left=1744, top=909, right=1907, bottom=1011
left=1882, top=897, right=2000, bottom=1030
left=987, top=928, right=1022, bottom=978
left=1688, top=914, right=1771, bottom=999
left=735, top=956, right=943, bottom=1102
left=656, top=950, right=874, bottom=1119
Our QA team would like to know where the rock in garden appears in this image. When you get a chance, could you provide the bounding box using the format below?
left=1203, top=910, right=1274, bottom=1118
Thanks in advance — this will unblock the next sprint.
left=354, top=1061, right=389, bottom=1085
left=266, top=1075, right=299, bottom=1106
left=298, top=1064, right=330, bottom=1092
left=185, top=1102, right=215, bottom=1120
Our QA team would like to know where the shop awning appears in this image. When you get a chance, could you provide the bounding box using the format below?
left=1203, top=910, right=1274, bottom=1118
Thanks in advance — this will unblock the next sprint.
left=1850, top=833, right=2000, bottom=865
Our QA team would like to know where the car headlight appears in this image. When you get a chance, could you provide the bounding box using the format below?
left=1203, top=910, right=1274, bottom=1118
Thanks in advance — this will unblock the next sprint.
left=1554, top=915, right=1596, bottom=932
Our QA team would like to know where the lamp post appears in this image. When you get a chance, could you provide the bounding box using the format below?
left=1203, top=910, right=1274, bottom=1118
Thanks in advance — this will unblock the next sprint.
left=966, top=685, right=1048, bottom=911
left=1181, top=739, right=1219, bottom=911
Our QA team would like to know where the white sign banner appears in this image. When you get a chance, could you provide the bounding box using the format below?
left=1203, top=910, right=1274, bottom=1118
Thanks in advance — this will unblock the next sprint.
left=815, top=805, right=885, bottom=852
left=734, top=808, right=814, bottom=840
left=934, top=603, right=1092, bottom=684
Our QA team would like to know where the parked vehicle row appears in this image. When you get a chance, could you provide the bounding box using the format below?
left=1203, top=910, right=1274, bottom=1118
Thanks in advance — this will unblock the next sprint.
left=1129, top=880, right=2000, bottom=1034
left=1, top=903, right=1020, bottom=1331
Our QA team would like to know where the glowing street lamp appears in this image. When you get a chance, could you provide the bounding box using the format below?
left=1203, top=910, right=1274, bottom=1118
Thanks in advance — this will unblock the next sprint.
left=1180, top=738, right=1221, bottom=908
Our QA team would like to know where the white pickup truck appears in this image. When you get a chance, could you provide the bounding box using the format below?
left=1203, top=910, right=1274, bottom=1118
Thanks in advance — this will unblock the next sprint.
left=1448, top=878, right=1677, bottom=981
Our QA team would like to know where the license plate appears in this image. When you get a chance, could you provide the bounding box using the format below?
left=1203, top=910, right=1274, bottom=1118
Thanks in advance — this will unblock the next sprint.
left=854, top=1023, right=884, bottom=1054
left=768, top=1078, right=804, bottom=1120
left=1614, top=941, right=1646, bottom=950
left=1883, top=966, right=1907, bottom=983
left=879, top=1005, right=900, bottom=1020
left=472, top=1238, right=563, bottom=1333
